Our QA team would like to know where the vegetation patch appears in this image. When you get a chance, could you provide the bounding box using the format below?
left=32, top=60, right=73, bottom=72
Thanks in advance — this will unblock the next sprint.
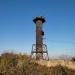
left=0, top=52, right=75, bottom=75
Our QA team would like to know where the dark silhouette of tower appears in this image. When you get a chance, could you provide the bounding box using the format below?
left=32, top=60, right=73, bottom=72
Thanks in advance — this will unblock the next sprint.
left=31, top=16, right=49, bottom=60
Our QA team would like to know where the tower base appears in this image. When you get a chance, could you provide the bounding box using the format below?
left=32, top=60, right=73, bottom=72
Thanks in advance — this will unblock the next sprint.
left=31, top=44, right=49, bottom=60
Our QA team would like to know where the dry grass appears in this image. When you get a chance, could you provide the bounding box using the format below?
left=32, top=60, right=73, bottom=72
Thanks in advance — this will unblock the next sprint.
left=36, top=59, right=75, bottom=70
left=0, top=52, right=75, bottom=75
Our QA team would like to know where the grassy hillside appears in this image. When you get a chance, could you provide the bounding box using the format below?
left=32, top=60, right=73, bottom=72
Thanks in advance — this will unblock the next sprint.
left=0, top=52, right=75, bottom=75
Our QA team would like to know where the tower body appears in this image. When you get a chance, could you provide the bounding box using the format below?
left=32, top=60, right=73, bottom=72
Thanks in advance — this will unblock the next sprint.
left=31, top=16, right=48, bottom=60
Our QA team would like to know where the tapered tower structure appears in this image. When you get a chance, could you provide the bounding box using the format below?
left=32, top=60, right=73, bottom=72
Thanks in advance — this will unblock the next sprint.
left=31, top=16, right=49, bottom=60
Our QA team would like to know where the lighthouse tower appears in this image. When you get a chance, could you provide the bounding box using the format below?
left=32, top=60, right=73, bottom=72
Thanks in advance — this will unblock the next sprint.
left=31, top=16, right=49, bottom=60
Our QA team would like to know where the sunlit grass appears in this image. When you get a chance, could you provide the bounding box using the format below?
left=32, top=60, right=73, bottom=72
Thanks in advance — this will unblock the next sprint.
left=0, top=52, right=75, bottom=75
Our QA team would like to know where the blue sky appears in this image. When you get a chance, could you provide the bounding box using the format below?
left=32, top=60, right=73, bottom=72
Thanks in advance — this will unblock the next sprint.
left=0, top=0, right=75, bottom=57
